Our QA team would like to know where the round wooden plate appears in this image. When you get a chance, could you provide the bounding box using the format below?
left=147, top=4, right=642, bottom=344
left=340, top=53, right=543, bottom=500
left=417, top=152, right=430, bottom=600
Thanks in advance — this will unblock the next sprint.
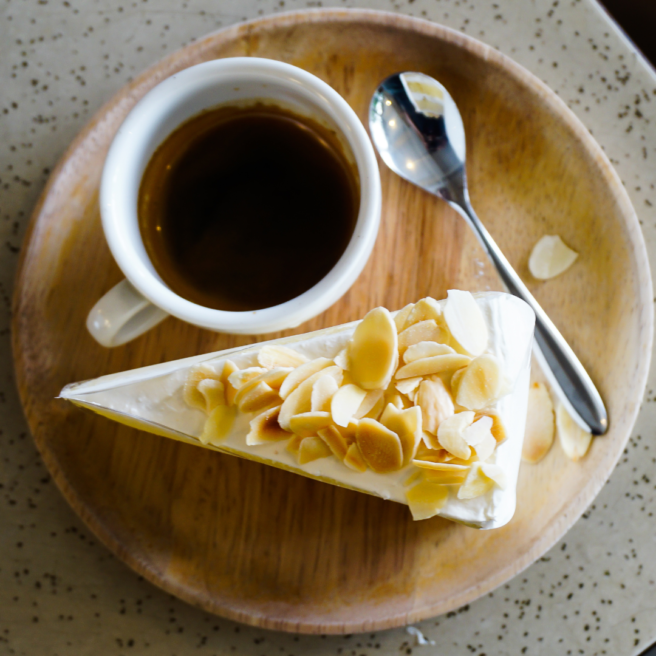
left=12, top=9, right=653, bottom=634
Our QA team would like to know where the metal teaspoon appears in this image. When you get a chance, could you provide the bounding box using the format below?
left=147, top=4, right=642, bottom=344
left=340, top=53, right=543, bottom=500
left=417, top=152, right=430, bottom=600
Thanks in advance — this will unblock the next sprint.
left=369, top=71, right=608, bottom=435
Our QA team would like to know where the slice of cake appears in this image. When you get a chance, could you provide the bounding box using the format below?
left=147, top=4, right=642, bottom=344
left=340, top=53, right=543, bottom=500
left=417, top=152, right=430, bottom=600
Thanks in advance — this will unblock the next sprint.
left=60, top=291, right=535, bottom=529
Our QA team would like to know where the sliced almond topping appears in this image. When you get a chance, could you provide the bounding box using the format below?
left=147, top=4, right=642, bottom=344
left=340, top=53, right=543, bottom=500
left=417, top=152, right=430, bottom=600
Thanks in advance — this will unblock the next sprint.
left=278, top=365, right=343, bottom=431
left=462, top=415, right=494, bottom=446
left=426, top=454, right=455, bottom=468
left=279, top=378, right=316, bottom=431
left=197, top=378, right=225, bottom=414
left=339, top=419, right=359, bottom=444
left=403, top=297, right=442, bottom=329
left=385, top=391, right=407, bottom=410
left=395, top=376, right=423, bottom=396
left=331, top=383, right=368, bottom=427
left=450, top=367, right=466, bottom=398
left=279, top=357, right=334, bottom=400
left=522, top=382, right=555, bottom=464
left=289, top=411, right=332, bottom=438
left=233, top=368, right=291, bottom=407
left=286, top=433, right=304, bottom=455
left=311, top=363, right=344, bottom=388
left=444, top=290, right=488, bottom=356
left=197, top=362, right=222, bottom=377
left=257, top=367, right=294, bottom=391
left=380, top=403, right=422, bottom=466
left=298, top=436, right=332, bottom=465
left=311, top=374, right=339, bottom=413
left=480, top=463, right=507, bottom=489
left=528, top=234, right=578, bottom=280
left=363, top=394, right=385, bottom=421
left=221, top=360, right=240, bottom=406
left=476, top=410, right=507, bottom=444
left=340, top=370, right=355, bottom=387
left=403, top=341, right=454, bottom=364
left=393, top=303, right=415, bottom=332
left=405, top=481, right=449, bottom=520
left=472, top=433, right=496, bottom=461
left=420, top=430, right=441, bottom=451
left=396, top=354, right=472, bottom=380
left=415, top=445, right=455, bottom=461
left=450, top=459, right=475, bottom=468
left=415, top=439, right=442, bottom=456
left=356, top=418, right=404, bottom=473
left=398, top=320, right=447, bottom=355
left=354, top=389, right=384, bottom=420
left=401, top=388, right=418, bottom=405
left=232, top=377, right=260, bottom=408
left=184, top=383, right=207, bottom=413
left=455, top=354, right=504, bottom=411
left=420, top=468, right=469, bottom=486
left=343, top=443, right=368, bottom=472
left=257, top=345, right=308, bottom=369
left=457, top=462, right=494, bottom=499
left=349, top=307, right=398, bottom=390
left=556, top=403, right=592, bottom=461
left=183, top=364, right=220, bottom=412
left=246, top=406, right=290, bottom=445
left=437, top=411, right=474, bottom=459
left=317, top=425, right=349, bottom=460
left=228, top=366, right=267, bottom=390
left=333, top=347, right=350, bottom=371
left=416, top=377, right=455, bottom=435
left=237, top=382, right=280, bottom=414
left=199, top=405, right=236, bottom=445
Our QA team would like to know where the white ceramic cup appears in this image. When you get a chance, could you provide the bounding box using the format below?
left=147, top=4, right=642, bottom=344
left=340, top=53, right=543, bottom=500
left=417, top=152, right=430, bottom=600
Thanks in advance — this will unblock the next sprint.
left=88, top=57, right=381, bottom=347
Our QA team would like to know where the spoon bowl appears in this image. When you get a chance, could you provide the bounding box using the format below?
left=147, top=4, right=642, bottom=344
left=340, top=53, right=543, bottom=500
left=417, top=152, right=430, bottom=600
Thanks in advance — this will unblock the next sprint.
left=370, top=72, right=466, bottom=195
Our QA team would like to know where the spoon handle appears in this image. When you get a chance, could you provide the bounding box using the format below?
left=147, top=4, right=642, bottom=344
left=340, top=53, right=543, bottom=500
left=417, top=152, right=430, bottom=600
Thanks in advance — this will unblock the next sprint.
left=449, top=195, right=608, bottom=436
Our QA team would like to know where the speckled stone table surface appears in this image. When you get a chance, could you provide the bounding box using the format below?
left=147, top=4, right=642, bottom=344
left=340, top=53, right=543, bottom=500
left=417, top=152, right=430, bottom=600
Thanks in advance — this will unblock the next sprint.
left=2, top=1, right=656, bottom=654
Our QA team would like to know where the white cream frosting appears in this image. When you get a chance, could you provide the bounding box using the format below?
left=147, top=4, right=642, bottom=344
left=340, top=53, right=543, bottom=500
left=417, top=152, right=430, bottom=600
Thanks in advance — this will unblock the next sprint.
left=60, top=292, right=534, bottom=529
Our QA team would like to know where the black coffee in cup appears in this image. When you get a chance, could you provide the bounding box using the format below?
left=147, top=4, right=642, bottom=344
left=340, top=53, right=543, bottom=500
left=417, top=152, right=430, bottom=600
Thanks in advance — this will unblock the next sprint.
left=138, top=103, right=360, bottom=312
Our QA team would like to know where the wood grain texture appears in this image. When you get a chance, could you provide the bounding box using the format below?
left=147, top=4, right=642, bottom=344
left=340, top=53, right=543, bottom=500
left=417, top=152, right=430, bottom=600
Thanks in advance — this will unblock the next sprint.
left=11, top=9, right=653, bottom=634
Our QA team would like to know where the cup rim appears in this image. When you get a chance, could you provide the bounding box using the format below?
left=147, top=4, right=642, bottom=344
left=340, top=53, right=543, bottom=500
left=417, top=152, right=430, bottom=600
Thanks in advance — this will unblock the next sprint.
left=100, top=57, right=380, bottom=334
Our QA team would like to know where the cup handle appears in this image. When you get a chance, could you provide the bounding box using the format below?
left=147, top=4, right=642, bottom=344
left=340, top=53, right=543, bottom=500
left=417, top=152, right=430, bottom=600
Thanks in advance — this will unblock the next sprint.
left=86, top=279, right=169, bottom=347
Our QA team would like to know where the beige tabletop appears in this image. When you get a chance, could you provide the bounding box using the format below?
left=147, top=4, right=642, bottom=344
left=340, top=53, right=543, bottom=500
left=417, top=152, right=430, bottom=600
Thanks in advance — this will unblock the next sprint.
left=2, top=0, right=656, bottom=654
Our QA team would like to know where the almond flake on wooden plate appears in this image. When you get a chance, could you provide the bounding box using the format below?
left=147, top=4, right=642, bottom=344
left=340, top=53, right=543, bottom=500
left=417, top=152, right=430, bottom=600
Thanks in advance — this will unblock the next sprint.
left=556, top=402, right=592, bottom=461
left=528, top=234, right=578, bottom=280
left=522, top=382, right=555, bottom=464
